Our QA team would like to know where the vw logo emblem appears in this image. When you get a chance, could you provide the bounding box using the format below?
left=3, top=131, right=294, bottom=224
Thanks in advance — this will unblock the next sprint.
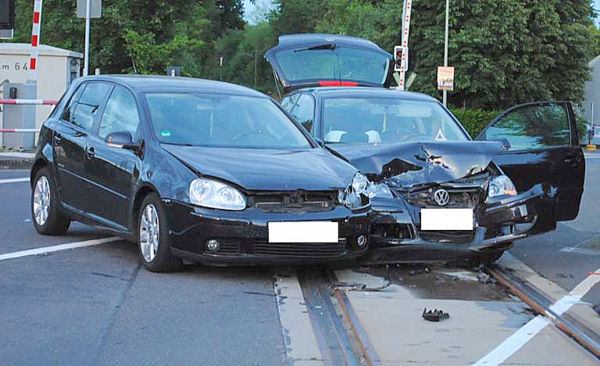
left=433, top=189, right=450, bottom=206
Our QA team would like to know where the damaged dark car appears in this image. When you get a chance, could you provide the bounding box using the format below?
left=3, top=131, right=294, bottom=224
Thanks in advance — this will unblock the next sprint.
left=30, top=75, right=372, bottom=271
left=266, top=34, right=586, bottom=264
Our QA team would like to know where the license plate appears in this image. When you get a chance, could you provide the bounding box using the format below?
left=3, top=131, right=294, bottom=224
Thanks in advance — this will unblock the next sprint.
left=421, top=208, right=473, bottom=231
left=268, top=221, right=339, bottom=243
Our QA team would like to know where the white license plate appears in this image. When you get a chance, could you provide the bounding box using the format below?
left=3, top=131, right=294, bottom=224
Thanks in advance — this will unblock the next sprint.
left=421, top=208, right=473, bottom=231
left=268, top=221, right=339, bottom=243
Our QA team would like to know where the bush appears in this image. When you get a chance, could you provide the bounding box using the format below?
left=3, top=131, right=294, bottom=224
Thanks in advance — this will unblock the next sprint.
left=450, top=109, right=501, bottom=139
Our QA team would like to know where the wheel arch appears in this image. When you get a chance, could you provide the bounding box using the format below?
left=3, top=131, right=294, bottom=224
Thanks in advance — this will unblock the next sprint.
left=30, top=159, right=48, bottom=188
left=131, top=184, right=160, bottom=231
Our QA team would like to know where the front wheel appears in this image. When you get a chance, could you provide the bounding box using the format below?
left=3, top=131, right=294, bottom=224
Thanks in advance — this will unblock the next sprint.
left=137, top=193, right=181, bottom=272
left=31, top=167, right=71, bottom=235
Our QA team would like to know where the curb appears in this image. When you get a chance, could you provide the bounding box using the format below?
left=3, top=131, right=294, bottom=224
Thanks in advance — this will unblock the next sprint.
left=0, top=159, right=33, bottom=170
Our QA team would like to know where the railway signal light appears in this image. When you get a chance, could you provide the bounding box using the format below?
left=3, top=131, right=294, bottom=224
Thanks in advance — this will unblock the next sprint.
left=394, top=45, right=403, bottom=72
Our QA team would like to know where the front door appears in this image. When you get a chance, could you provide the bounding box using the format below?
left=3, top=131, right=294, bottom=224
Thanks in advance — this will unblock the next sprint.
left=477, top=101, right=585, bottom=221
left=85, top=85, right=142, bottom=229
left=53, top=82, right=112, bottom=212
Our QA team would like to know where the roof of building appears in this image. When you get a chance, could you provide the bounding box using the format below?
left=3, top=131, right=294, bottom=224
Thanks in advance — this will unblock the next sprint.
left=0, top=43, right=83, bottom=58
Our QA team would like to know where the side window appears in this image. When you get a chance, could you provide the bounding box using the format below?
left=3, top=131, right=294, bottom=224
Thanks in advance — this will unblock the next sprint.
left=70, top=83, right=112, bottom=131
left=484, top=104, right=571, bottom=150
left=281, top=94, right=300, bottom=113
left=290, top=94, right=315, bottom=133
left=98, top=86, right=141, bottom=139
left=61, top=84, right=86, bottom=123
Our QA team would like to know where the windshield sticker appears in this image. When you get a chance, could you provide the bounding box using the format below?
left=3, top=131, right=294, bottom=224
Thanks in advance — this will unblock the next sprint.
left=160, top=130, right=172, bottom=138
left=435, top=129, right=447, bottom=141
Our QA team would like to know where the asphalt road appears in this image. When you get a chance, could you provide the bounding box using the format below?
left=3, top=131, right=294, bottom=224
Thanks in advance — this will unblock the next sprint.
left=0, top=154, right=599, bottom=365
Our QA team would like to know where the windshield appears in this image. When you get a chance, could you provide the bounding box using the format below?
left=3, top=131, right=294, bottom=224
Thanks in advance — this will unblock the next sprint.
left=274, top=46, right=389, bottom=85
left=145, top=93, right=312, bottom=149
left=322, top=98, right=469, bottom=144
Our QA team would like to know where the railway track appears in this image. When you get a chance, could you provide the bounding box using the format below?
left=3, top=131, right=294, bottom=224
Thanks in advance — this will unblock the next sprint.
left=488, top=264, right=600, bottom=359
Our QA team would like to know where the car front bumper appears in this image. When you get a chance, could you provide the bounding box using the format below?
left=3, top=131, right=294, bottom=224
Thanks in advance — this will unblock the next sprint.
left=362, top=183, right=557, bottom=264
left=162, top=200, right=371, bottom=265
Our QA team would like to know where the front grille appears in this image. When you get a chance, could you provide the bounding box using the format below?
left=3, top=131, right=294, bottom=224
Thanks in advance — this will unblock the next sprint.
left=404, top=187, right=483, bottom=208
left=252, top=238, right=348, bottom=258
left=249, top=191, right=338, bottom=213
left=419, top=230, right=475, bottom=244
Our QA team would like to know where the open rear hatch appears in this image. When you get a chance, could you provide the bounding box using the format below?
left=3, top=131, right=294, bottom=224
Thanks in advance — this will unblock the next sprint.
left=265, top=34, right=393, bottom=93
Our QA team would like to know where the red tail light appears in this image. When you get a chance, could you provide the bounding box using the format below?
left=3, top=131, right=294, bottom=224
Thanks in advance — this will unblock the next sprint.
left=317, top=81, right=359, bottom=87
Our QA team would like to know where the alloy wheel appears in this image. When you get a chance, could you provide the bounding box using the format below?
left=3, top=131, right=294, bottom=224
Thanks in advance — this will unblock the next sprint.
left=140, top=204, right=160, bottom=262
left=33, top=176, right=51, bottom=226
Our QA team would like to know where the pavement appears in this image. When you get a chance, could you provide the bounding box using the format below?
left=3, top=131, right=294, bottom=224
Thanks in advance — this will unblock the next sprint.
left=0, top=153, right=598, bottom=365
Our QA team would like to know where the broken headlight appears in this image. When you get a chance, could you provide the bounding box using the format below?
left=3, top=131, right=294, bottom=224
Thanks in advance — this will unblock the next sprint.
left=189, top=178, right=247, bottom=211
left=488, top=175, right=517, bottom=198
left=339, top=173, right=372, bottom=209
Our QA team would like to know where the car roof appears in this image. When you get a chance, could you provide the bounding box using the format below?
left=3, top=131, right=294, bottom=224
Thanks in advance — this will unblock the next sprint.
left=291, top=86, right=439, bottom=102
left=79, top=75, right=268, bottom=98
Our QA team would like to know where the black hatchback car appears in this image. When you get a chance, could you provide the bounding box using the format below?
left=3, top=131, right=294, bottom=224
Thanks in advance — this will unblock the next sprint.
left=30, top=75, right=372, bottom=271
left=266, top=34, right=585, bottom=264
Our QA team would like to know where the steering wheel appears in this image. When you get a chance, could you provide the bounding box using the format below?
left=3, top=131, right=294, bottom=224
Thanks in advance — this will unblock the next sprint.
left=403, top=133, right=435, bottom=142
left=232, top=131, right=259, bottom=143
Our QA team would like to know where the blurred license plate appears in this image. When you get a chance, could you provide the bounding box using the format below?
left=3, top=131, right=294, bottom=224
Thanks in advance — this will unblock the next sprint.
left=421, top=209, right=473, bottom=231
left=268, top=222, right=338, bottom=243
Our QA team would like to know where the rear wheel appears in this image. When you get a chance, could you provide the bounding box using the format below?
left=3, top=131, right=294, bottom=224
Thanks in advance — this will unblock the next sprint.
left=138, top=193, right=181, bottom=272
left=31, top=167, right=71, bottom=235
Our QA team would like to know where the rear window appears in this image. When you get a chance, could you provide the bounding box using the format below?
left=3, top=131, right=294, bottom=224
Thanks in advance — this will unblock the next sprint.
left=145, top=93, right=312, bottom=150
left=274, top=46, right=389, bottom=85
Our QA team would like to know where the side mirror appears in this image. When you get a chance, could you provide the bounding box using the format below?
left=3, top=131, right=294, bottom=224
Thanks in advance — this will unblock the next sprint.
left=105, top=131, right=138, bottom=151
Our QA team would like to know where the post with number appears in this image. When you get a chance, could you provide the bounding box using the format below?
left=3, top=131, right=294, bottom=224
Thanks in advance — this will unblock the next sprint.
left=397, top=0, right=412, bottom=91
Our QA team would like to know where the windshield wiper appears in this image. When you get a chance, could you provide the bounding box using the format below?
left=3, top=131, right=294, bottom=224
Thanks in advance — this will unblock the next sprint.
left=161, top=142, right=194, bottom=147
left=294, top=43, right=336, bottom=52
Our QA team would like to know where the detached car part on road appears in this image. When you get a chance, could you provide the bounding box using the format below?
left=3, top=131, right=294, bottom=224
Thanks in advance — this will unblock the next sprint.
left=266, top=34, right=586, bottom=264
left=30, top=76, right=372, bottom=271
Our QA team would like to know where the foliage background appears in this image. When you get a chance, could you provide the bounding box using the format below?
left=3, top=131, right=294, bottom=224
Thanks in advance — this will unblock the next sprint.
left=3, top=0, right=600, bottom=115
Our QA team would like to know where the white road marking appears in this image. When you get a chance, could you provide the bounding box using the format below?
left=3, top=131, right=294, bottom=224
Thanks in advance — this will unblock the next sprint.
left=273, top=272, right=323, bottom=365
left=0, top=237, right=121, bottom=262
left=474, top=259, right=600, bottom=366
left=0, top=177, right=29, bottom=184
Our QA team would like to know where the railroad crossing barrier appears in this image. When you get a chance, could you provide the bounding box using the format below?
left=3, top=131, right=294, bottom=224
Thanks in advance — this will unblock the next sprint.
left=0, top=97, right=56, bottom=149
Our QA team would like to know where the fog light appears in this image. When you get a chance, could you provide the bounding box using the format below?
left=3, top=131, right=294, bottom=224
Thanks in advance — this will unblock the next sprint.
left=205, top=239, right=220, bottom=252
left=357, top=235, right=368, bottom=248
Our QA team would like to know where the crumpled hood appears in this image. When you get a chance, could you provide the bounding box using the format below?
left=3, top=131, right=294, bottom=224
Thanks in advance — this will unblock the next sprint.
left=329, top=141, right=504, bottom=188
left=162, top=145, right=357, bottom=191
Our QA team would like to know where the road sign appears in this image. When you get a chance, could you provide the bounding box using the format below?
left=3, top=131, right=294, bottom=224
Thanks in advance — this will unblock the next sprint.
left=77, top=0, right=101, bottom=18
left=437, top=66, right=454, bottom=91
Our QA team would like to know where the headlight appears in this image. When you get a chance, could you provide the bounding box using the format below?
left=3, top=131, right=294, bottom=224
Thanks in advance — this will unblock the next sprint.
left=488, top=175, right=517, bottom=198
left=189, top=178, right=246, bottom=210
left=339, top=173, right=372, bottom=209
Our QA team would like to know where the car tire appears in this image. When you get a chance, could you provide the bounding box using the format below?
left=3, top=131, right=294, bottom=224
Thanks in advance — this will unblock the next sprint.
left=137, top=193, right=181, bottom=272
left=31, top=167, right=71, bottom=235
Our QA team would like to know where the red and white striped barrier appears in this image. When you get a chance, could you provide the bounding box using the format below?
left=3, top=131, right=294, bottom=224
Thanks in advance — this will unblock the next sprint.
left=0, top=129, right=40, bottom=133
left=0, top=99, right=57, bottom=105
left=28, top=0, right=44, bottom=82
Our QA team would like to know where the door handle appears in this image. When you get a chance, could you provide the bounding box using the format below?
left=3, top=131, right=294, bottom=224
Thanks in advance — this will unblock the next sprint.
left=86, top=146, right=95, bottom=159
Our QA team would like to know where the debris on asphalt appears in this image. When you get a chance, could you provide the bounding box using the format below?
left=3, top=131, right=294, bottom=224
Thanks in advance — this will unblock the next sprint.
left=409, top=265, right=430, bottom=276
left=330, top=281, right=390, bottom=292
left=422, top=308, right=450, bottom=322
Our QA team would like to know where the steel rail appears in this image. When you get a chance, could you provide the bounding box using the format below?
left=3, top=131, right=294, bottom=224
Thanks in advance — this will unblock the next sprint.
left=488, top=265, right=600, bottom=359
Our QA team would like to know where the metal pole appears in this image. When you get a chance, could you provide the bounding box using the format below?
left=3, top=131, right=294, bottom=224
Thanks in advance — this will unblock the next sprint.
left=443, top=0, right=449, bottom=106
left=83, top=0, right=91, bottom=76
left=254, top=49, right=258, bottom=89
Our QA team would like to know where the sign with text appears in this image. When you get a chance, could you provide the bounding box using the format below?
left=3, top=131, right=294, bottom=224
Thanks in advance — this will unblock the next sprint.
left=437, top=66, right=454, bottom=91
left=77, top=0, right=102, bottom=18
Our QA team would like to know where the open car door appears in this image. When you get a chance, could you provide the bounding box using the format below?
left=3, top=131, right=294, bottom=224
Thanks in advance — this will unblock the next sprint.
left=476, top=101, right=585, bottom=221
left=265, top=34, right=393, bottom=93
